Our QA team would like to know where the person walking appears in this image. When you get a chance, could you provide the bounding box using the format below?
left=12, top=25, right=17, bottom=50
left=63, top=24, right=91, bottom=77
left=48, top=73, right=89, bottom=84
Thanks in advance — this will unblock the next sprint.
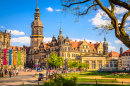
left=86, top=68, right=87, bottom=72
left=16, top=70, right=19, bottom=76
left=13, top=69, right=15, bottom=76
left=9, top=70, right=12, bottom=78
left=49, top=69, right=50, bottom=76
left=99, top=68, right=102, bottom=74
left=4, top=69, right=7, bottom=76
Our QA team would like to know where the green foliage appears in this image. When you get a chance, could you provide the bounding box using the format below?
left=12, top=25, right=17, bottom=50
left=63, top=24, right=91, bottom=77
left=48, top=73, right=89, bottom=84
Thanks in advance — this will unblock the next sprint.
left=48, top=52, right=64, bottom=67
left=68, top=60, right=79, bottom=68
left=43, top=74, right=77, bottom=86
left=78, top=63, right=89, bottom=69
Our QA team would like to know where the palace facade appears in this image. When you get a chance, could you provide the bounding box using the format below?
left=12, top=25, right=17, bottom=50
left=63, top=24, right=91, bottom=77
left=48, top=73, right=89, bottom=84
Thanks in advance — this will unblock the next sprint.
left=26, top=1, right=109, bottom=70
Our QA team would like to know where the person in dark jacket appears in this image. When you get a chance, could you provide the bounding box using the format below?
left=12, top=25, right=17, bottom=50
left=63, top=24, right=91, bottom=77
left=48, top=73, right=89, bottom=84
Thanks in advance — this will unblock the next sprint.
left=9, top=70, right=12, bottom=78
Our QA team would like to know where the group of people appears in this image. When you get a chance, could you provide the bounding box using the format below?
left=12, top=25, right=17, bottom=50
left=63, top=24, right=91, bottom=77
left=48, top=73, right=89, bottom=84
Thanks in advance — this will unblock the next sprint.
left=3, top=69, right=19, bottom=78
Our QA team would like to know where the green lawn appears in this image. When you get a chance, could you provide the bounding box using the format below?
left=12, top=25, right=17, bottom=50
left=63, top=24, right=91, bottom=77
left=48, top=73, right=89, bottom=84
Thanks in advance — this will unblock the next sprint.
left=103, top=75, right=130, bottom=78
left=62, top=71, right=111, bottom=78
left=77, top=78, right=117, bottom=82
left=76, top=84, right=130, bottom=86
left=62, top=71, right=130, bottom=78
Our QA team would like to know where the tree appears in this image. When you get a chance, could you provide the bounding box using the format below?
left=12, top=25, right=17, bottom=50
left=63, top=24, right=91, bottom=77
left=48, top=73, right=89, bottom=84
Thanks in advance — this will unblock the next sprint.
left=61, top=0, right=130, bottom=48
left=48, top=52, right=64, bottom=73
left=78, top=63, right=89, bottom=72
left=68, top=60, right=79, bottom=72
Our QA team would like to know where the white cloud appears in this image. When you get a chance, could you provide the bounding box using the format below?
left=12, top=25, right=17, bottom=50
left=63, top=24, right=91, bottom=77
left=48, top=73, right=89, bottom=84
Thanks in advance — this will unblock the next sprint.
left=7, top=29, right=25, bottom=35
left=108, top=46, right=116, bottom=50
left=43, top=37, right=52, bottom=43
left=46, top=7, right=53, bottom=12
left=55, top=9, right=61, bottom=12
left=127, top=16, right=130, bottom=21
left=90, top=6, right=129, bottom=27
left=114, top=6, right=128, bottom=14
left=115, top=40, right=122, bottom=44
left=89, top=10, right=110, bottom=26
left=1, top=26, right=5, bottom=28
left=11, top=36, right=30, bottom=44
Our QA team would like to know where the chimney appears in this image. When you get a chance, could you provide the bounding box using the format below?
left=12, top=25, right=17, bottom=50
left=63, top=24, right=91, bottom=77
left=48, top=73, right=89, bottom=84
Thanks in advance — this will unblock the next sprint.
left=75, top=40, right=77, bottom=42
left=5, top=30, right=6, bottom=33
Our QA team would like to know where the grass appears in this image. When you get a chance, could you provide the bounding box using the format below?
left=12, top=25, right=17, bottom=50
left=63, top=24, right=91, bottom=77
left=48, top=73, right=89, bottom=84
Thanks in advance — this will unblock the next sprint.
left=76, top=84, right=130, bottom=86
left=77, top=78, right=117, bottom=82
left=61, top=71, right=111, bottom=78
left=103, top=75, right=130, bottom=78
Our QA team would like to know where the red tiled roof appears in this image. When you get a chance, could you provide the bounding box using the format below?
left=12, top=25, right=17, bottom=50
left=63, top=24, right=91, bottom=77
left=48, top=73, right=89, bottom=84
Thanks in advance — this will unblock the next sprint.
left=10, top=46, right=23, bottom=50
left=109, top=51, right=120, bottom=57
left=122, top=49, right=130, bottom=56
left=88, top=43, right=95, bottom=49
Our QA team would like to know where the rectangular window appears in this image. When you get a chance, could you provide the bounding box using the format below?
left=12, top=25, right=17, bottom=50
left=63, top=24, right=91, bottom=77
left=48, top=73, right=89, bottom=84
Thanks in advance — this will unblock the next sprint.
left=68, top=47, right=70, bottom=51
left=98, top=61, right=102, bottom=68
left=86, top=61, right=89, bottom=69
left=110, top=62, right=113, bottom=67
left=92, top=61, right=96, bottom=69
left=0, top=41, right=2, bottom=45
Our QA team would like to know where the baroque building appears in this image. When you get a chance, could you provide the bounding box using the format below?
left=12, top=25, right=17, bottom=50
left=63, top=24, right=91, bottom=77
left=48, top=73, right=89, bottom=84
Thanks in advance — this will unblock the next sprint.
left=26, top=0, right=108, bottom=70
left=0, top=30, right=26, bottom=73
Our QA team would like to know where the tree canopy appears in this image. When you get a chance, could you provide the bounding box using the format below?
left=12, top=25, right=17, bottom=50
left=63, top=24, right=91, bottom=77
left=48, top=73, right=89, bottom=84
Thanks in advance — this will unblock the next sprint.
left=61, top=0, right=130, bottom=48
left=48, top=52, right=64, bottom=67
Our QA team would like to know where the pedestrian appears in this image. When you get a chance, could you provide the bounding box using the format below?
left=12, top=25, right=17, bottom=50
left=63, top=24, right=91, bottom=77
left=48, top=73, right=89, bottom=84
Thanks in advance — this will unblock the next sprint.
left=64, top=70, right=65, bottom=73
left=86, top=68, right=87, bottom=72
left=16, top=70, right=19, bottom=76
left=49, top=69, right=50, bottom=76
left=55, top=70, right=57, bottom=74
left=99, top=68, right=102, bottom=74
left=13, top=69, right=15, bottom=76
left=9, top=69, right=12, bottom=78
left=4, top=69, right=7, bottom=76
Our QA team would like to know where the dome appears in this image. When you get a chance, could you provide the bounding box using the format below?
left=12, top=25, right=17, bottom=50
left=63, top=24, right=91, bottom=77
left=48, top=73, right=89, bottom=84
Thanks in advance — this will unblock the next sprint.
left=31, top=20, right=43, bottom=28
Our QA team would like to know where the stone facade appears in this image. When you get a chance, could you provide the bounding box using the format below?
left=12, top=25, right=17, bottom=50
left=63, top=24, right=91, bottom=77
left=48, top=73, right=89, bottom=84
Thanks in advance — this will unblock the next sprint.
left=26, top=1, right=109, bottom=69
left=0, top=30, right=26, bottom=73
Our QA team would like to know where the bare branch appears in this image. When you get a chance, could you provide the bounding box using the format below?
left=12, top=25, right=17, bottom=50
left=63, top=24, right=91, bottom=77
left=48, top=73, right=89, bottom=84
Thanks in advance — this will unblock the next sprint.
left=79, top=4, right=98, bottom=15
left=120, top=12, right=130, bottom=29
left=62, top=0, right=90, bottom=7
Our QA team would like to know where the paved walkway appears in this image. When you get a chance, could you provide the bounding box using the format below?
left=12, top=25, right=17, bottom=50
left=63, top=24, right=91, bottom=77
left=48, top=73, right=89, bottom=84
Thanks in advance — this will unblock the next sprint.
left=1, top=71, right=130, bottom=86
left=0, top=70, right=47, bottom=86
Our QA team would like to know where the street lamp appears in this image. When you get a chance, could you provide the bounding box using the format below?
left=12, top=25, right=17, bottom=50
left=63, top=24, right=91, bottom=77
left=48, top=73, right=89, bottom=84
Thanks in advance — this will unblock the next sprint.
left=65, top=57, right=68, bottom=76
left=46, top=53, right=49, bottom=80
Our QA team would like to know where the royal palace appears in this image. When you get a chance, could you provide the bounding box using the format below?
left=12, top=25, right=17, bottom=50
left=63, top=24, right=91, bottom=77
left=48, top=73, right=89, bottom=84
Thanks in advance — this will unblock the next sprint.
left=1, top=0, right=129, bottom=72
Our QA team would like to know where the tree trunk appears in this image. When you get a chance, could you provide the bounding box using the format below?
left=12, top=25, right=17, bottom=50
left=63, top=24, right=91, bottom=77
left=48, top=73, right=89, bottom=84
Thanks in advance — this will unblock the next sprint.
left=58, top=66, right=59, bottom=74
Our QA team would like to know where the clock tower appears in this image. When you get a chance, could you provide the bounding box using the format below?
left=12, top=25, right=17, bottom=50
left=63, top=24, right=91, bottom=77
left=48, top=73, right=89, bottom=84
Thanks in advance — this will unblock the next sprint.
left=30, top=0, right=44, bottom=51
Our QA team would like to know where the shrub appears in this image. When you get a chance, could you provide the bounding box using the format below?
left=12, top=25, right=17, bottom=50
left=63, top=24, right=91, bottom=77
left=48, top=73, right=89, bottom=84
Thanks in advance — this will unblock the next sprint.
left=43, top=74, right=77, bottom=86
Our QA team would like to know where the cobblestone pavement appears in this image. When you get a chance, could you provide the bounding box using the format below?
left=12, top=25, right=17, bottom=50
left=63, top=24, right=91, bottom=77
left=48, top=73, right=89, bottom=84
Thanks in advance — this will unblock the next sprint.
left=0, top=70, right=47, bottom=86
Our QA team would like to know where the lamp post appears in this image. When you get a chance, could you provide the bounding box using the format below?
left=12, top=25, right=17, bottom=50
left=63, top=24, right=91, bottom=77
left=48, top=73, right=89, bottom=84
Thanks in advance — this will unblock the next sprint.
left=65, top=56, right=68, bottom=76
left=46, top=53, right=49, bottom=80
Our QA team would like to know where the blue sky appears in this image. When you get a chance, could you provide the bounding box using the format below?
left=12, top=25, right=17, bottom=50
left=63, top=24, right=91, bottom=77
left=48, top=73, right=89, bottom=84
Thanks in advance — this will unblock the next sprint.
left=0, top=0, right=129, bottom=53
